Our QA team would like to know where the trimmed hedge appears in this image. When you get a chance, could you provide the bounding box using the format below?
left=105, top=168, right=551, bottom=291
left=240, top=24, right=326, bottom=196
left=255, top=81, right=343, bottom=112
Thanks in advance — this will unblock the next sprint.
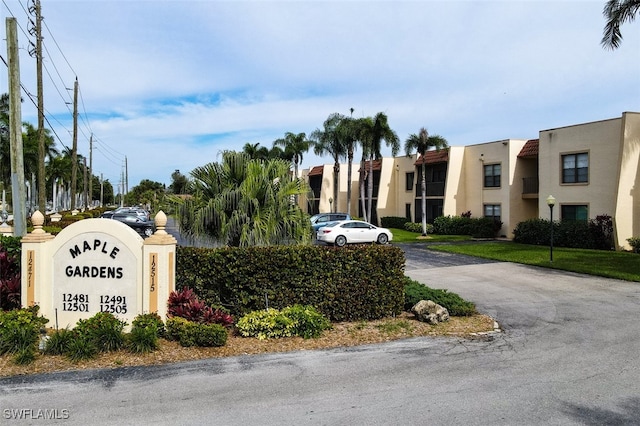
left=433, top=215, right=502, bottom=238
left=176, top=244, right=406, bottom=322
left=380, top=216, right=409, bottom=229
left=513, top=215, right=614, bottom=250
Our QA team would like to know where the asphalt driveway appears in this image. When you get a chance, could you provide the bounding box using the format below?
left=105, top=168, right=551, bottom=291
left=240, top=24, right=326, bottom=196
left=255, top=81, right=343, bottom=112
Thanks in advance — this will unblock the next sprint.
left=1, top=246, right=639, bottom=425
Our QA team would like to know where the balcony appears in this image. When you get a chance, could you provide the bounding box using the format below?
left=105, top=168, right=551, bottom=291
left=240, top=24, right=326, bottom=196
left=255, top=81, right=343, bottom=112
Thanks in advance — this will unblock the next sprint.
left=415, top=182, right=445, bottom=197
left=522, top=177, right=538, bottom=198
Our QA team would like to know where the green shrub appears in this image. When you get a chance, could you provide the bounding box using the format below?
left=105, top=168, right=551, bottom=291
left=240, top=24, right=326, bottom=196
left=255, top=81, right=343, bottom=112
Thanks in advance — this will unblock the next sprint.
left=403, top=222, right=434, bottom=234
left=236, top=305, right=332, bottom=340
left=74, top=312, right=126, bottom=352
left=43, top=328, right=75, bottom=355
left=403, top=278, right=476, bottom=316
left=280, top=305, right=332, bottom=339
left=628, top=237, right=640, bottom=253
left=381, top=216, right=410, bottom=229
left=0, top=306, right=49, bottom=357
left=433, top=215, right=501, bottom=238
left=126, top=326, right=159, bottom=354
left=176, top=245, right=405, bottom=322
left=165, top=317, right=227, bottom=347
left=131, top=313, right=166, bottom=338
left=13, top=347, right=37, bottom=365
left=65, top=335, right=98, bottom=362
left=236, top=309, right=290, bottom=340
left=192, top=323, right=227, bottom=347
left=514, top=215, right=614, bottom=250
left=165, top=317, right=188, bottom=342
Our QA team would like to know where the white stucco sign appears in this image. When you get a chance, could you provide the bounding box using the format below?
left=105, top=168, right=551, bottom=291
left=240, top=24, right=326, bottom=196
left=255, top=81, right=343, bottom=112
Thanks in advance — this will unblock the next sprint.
left=21, top=211, right=176, bottom=330
left=52, top=230, right=140, bottom=327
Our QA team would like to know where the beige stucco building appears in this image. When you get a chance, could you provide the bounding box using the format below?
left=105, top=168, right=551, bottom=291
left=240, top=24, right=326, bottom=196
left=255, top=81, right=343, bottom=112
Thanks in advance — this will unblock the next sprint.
left=301, top=112, right=640, bottom=251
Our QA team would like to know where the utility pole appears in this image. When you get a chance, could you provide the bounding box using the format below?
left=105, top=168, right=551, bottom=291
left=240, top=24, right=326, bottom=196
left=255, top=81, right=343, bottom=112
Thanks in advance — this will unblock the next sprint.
left=30, top=0, right=46, bottom=215
left=125, top=156, right=128, bottom=196
left=70, top=77, right=78, bottom=210
left=88, top=134, right=93, bottom=207
left=82, top=157, right=87, bottom=210
left=6, top=18, right=27, bottom=236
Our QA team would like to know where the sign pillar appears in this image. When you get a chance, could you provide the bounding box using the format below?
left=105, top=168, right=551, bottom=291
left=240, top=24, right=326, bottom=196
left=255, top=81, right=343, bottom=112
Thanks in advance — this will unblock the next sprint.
left=20, top=211, right=54, bottom=311
left=143, top=211, right=177, bottom=319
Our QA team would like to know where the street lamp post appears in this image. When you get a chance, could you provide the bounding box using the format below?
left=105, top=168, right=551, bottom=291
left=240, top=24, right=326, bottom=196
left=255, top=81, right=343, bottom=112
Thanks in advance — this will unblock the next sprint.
left=546, top=195, right=556, bottom=263
left=329, top=197, right=333, bottom=213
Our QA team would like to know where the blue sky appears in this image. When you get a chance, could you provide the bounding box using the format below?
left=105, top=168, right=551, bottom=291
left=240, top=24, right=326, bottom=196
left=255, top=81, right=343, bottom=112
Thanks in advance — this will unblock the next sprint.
left=1, top=0, right=638, bottom=188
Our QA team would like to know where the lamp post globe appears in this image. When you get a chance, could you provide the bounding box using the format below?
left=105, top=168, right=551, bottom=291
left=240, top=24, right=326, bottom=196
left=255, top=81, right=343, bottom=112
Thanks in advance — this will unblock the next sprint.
left=546, top=195, right=556, bottom=262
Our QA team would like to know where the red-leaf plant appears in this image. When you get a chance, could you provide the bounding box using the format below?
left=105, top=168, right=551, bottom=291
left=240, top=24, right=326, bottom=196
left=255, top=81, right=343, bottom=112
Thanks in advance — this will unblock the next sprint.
left=0, top=247, right=21, bottom=311
left=167, top=287, right=233, bottom=327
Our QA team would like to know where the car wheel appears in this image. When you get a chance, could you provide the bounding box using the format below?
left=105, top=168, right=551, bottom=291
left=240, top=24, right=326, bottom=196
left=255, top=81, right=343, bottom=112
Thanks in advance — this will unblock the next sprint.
left=143, top=227, right=154, bottom=237
left=377, top=233, right=389, bottom=244
left=335, top=235, right=347, bottom=247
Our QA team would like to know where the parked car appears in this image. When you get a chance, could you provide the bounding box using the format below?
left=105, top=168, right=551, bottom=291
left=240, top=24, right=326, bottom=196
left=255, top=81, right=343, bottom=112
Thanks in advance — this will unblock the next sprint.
left=109, top=212, right=155, bottom=237
left=310, top=212, right=351, bottom=232
left=316, top=220, right=393, bottom=247
left=101, top=207, right=150, bottom=220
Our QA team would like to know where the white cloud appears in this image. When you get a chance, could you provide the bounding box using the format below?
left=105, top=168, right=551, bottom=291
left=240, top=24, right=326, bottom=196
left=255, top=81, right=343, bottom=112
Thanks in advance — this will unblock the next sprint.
left=1, top=0, right=637, bottom=187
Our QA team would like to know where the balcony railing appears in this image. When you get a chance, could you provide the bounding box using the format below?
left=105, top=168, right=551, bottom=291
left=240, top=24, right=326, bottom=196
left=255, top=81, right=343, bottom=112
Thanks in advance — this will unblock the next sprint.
left=522, top=177, right=539, bottom=194
left=416, top=182, right=445, bottom=197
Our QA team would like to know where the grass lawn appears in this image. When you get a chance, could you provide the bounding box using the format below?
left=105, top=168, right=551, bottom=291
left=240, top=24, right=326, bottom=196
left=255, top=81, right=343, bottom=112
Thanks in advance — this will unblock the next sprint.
left=429, top=241, right=640, bottom=282
left=390, top=228, right=472, bottom=243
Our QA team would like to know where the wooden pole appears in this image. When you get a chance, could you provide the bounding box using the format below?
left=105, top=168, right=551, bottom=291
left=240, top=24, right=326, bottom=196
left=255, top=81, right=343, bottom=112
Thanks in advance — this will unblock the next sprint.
left=6, top=18, right=27, bottom=236
left=71, top=78, right=78, bottom=210
left=34, top=0, right=46, bottom=215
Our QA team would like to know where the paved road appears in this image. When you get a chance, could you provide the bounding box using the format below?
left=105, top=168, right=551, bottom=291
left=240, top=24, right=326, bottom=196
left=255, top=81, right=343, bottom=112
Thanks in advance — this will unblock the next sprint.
left=1, top=245, right=639, bottom=425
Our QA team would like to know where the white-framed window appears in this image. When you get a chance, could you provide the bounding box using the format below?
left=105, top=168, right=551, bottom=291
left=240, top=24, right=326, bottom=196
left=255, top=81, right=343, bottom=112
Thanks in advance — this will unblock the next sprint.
left=562, top=152, right=588, bottom=184
left=483, top=164, right=501, bottom=188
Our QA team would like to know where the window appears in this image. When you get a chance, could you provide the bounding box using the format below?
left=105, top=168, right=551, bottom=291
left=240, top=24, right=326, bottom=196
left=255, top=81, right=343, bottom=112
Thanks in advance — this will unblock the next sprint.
left=562, top=153, right=588, bottom=184
left=561, top=205, right=588, bottom=221
left=405, top=172, right=415, bottom=191
left=484, top=164, right=501, bottom=188
left=484, top=204, right=501, bottom=222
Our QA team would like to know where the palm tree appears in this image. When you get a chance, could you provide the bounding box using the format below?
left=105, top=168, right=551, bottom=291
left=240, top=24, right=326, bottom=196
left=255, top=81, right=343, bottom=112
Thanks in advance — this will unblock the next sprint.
left=357, top=113, right=399, bottom=224
left=336, top=116, right=359, bottom=216
left=404, top=128, right=449, bottom=236
left=601, top=0, right=640, bottom=49
left=273, top=132, right=311, bottom=181
left=310, top=113, right=347, bottom=213
left=242, top=142, right=270, bottom=161
left=174, top=151, right=310, bottom=247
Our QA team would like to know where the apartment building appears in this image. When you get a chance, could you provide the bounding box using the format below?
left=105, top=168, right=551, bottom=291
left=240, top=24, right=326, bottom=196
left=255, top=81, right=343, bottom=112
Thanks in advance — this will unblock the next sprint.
left=301, top=112, right=639, bottom=250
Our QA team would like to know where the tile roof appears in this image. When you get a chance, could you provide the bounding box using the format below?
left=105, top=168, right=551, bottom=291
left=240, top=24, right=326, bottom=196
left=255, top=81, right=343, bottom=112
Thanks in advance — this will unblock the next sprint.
left=307, top=166, right=324, bottom=177
left=414, top=148, right=449, bottom=165
left=518, top=139, right=539, bottom=158
left=358, top=159, right=383, bottom=172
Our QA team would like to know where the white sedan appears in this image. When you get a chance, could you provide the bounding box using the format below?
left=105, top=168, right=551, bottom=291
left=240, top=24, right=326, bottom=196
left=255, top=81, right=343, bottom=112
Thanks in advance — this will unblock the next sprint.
left=316, top=220, right=393, bottom=247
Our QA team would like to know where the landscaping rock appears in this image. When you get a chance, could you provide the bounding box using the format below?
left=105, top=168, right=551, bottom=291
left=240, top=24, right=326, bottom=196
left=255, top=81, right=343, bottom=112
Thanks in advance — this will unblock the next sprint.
left=411, top=300, right=450, bottom=325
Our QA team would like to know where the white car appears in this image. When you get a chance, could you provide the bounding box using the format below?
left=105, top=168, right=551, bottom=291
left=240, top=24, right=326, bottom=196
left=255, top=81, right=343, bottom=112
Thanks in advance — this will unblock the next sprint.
left=316, top=220, right=393, bottom=247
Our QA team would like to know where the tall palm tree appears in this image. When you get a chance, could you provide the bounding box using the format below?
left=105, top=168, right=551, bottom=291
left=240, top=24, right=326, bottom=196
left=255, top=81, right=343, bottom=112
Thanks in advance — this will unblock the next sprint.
left=273, top=132, right=311, bottom=205
left=601, top=0, right=640, bottom=49
left=174, top=151, right=310, bottom=247
left=336, top=116, right=359, bottom=216
left=273, top=132, right=311, bottom=180
left=357, top=113, right=399, bottom=224
left=404, top=128, right=449, bottom=236
left=311, top=113, right=347, bottom=213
